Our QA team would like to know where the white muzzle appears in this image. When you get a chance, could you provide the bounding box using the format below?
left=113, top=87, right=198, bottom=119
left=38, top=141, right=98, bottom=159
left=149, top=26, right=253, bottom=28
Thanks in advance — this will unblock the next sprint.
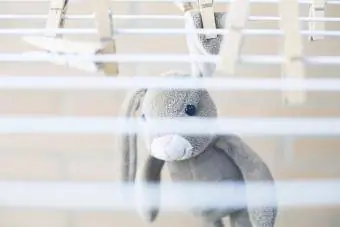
left=150, top=134, right=194, bottom=161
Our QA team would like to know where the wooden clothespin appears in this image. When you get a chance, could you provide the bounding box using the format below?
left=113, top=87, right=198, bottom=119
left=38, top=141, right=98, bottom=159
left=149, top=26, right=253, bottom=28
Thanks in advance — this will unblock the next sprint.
left=279, top=0, right=306, bottom=105
left=45, top=0, right=68, bottom=37
left=308, top=0, right=326, bottom=41
left=214, top=0, right=250, bottom=76
left=93, top=0, right=119, bottom=76
left=198, top=0, right=217, bottom=39
left=175, top=1, right=195, bottom=12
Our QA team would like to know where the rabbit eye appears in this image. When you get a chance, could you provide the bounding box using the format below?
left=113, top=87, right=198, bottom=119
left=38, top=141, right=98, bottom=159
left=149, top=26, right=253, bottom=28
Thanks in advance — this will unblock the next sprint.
left=185, top=104, right=196, bottom=116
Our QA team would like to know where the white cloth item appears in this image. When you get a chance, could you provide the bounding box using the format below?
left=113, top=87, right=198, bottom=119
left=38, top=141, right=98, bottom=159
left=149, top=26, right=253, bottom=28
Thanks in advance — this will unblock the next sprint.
left=150, top=134, right=194, bottom=161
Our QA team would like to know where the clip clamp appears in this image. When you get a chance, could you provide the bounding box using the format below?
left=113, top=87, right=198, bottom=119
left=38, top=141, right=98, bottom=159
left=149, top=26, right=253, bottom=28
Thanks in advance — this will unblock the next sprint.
left=279, top=0, right=306, bottom=105
left=93, top=0, right=119, bottom=75
left=309, top=0, right=326, bottom=41
left=215, top=0, right=250, bottom=76
left=198, top=0, right=217, bottom=39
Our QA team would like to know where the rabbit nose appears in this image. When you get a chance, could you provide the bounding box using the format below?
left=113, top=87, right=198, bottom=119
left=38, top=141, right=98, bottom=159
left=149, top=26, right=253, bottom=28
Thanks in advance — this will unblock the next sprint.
left=150, top=134, right=194, bottom=161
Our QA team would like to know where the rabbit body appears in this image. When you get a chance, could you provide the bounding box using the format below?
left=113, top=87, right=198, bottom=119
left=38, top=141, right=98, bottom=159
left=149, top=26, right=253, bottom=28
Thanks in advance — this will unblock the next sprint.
left=167, top=135, right=246, bottom=223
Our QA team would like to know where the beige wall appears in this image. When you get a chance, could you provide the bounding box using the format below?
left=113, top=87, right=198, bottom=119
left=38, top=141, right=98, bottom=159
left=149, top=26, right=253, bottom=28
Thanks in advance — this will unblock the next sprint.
left=0, top=1, right=340, bottom=227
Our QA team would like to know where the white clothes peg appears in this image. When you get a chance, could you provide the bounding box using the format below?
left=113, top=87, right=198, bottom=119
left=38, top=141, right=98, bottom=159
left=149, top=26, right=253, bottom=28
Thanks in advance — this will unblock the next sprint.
left=198, top=0, right=217, bottom=39
left=279, top=0, right=306, bottom=105
left=309, top=0, right=327, bottom=41
left=214, top=0, right=250, bottom=76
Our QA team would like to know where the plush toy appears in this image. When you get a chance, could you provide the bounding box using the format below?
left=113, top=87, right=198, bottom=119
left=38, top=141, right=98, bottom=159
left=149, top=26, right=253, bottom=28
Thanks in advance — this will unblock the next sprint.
left=118, top=71, right=278, bottom=227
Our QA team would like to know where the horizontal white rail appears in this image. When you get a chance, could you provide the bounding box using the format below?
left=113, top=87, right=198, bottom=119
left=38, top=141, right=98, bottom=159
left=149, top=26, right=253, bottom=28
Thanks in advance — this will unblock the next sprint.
left=0, top=28, right=96, bottom=35
left=0, top=117, right=337, bottom=136
left=0, top=76, right=339, bottom=91
left=1, top=53, right=340, bottom=65
left=1, top=0, right=340, bottom=4
left=0, top=180, right=338, bottom=210
left=1, top=14, right=340, bottom=22
left=2, top=28, right=340, bottom=36
left=0, top=14, right=185, bottom=20
left=115, top=29, right=340, bottom=36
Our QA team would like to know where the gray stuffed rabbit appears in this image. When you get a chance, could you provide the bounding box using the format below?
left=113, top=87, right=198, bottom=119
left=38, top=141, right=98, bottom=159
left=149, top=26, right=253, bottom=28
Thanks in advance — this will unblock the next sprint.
left=118, top=71, right=277, bottom=227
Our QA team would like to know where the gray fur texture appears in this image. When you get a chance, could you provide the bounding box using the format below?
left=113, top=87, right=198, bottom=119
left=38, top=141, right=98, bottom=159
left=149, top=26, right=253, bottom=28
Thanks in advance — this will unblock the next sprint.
left=119, top=71, right=277, bottom=227
left=184, top=12, right=227, bottom=77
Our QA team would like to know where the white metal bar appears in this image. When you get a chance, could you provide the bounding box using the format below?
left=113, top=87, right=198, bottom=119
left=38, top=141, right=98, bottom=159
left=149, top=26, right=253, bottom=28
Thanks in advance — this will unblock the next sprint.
left=0, top=28, right=96, bottom=35
left=115, top=29, right=340, bottom=36
left=2, top=28, right=340, bottom=37
left=0, top=14, right=94, bottom=19
left=0, top=76, right=339, bottom=91
left=0, top=117, right=337, bottom=135
left=1, top=53, right=340, bottom=65
left=1, top=0, right=340, bottom=4
left=1, top=14, right=340, bottom=22
left=0, top=180, right=338, bottom=210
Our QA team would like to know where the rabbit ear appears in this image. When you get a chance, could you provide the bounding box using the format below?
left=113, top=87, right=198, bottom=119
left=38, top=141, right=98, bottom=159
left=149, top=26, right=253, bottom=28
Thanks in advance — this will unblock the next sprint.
left=135, top=155, right=165, bottom=223
left=118, top=88, right=147, bottom=183
left=184, top=11, right=227, bottom=77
